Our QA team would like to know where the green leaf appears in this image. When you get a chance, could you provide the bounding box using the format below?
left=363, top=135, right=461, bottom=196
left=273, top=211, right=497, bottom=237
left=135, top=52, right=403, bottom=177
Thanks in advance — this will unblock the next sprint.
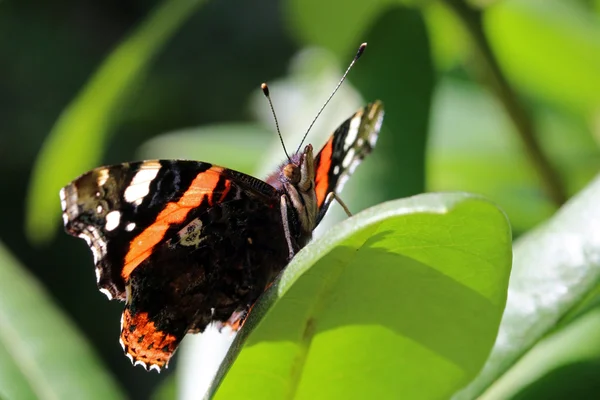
left=481, top=307, right=600, bottom=399
left=509, top=360, right=600, bottom=400
left=25, top=0, right=205, bottom=245
left=207, top=193, right=511, bottom=399
left=453, top=173, right=600, bottom=399
left=0, top=242, right=125, bottom=400
left=485, top=0, right=600, bottom=113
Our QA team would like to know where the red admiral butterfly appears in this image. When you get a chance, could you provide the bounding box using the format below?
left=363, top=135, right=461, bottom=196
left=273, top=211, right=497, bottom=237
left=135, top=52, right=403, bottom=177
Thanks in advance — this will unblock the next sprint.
left=59, top=43, right=384, bottom=372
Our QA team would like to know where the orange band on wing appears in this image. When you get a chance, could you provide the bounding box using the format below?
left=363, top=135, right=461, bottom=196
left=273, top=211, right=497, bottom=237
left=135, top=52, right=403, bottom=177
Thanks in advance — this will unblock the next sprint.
left=121, top=309, right=179, bottom=368
left=314, top=137, right=333, bottom=207
left=122, top=167, right=229, bottom=280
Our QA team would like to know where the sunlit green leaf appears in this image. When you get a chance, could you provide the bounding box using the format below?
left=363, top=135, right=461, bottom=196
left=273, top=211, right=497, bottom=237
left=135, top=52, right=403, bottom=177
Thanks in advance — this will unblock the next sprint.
left=26, top=0, right=205, bottom=244
left=207, top=193, right=511, bottom=399
left=453, top=172, right=600, bottom=399
left=0, top=242, right=125, bottom=400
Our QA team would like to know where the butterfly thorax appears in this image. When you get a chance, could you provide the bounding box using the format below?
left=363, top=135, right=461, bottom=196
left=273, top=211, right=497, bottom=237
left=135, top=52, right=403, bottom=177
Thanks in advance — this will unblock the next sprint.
left=265, top=144, right=318, bottom=237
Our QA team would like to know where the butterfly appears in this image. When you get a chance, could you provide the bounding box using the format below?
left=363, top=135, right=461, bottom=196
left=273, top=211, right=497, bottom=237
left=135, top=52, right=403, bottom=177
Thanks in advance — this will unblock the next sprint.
left=59, top=43, right=384, bottom=372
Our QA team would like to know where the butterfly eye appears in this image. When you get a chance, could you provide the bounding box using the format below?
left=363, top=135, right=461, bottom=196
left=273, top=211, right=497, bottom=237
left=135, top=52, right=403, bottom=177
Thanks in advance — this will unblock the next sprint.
left=283, top=163, right=300, bottom=184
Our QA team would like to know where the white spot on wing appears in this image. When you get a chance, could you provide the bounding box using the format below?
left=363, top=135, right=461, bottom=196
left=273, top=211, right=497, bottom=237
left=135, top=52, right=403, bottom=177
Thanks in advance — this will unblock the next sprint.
left=90, top=245, right=100, bottom=264
left=134, top=360, right=148, bottom=369
left=125, top=222, right=136, bottom=232
left=119, top=337, right=126, bottom=351
left=179, top=218, right=206, bottom=247
left=78, top=233, right=92, bottom=246
left=77, top=226, right=107, bottom=265
left=59, top=188, right=67, bottom=211
left=125, top=352, right=134, bottom=364
left=370, top=112, right=384, bottom=147
left=96, top=205, right=103, bottom=213
left=95, top=267, right=101, bottom=283
left=333, top=165, right=340, bottom=175
left=105, top=211, right=121, bottom=231
left=123, top=161, right=161, bottom=206
left=97, top=169, right=109, bottom=186
left=149, top=364, right=161, bottom=373
left=62, top=213, right=69, bottom=225
left=337, top=174, right=350, bottom=193
left=342, top=147, right=356, bottom=168
left=344, top=111, right=363, bottom=150
left=99, top=288, right=113, bottom=300
left=125, top=284, right=132, bottom=304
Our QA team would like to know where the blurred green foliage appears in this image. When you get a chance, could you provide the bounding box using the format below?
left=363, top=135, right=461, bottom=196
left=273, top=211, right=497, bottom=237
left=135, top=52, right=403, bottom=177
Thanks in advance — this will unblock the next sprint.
left=2, top=0, right=600, bottom=399
left=0, top=242, right=125, bottom=400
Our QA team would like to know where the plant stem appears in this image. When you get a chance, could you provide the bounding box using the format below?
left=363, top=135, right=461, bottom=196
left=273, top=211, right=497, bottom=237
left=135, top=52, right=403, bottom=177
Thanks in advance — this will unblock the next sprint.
left=444, top=0, right=567, bottom=207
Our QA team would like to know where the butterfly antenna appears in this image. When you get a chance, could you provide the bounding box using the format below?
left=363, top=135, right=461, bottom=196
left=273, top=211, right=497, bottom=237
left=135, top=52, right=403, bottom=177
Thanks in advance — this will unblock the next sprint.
left=295, top=42, right=367, bottom=154
left=261, top=82, right=291, bottom=162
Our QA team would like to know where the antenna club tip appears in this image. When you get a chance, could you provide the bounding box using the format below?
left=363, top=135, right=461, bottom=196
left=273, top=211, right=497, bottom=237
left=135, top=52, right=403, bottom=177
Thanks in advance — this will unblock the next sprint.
left=261, top=83, right=269, bottom=96
left=356, top=42, right=367, bottom=58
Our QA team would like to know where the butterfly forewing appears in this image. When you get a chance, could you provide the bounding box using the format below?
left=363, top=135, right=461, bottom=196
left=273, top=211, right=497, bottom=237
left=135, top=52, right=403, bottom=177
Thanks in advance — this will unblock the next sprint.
left=314, top=101, right=384, bottom=215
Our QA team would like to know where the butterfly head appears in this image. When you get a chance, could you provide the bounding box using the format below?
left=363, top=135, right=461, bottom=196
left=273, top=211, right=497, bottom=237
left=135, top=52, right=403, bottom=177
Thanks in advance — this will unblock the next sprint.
left=267, top=144, right=318, bottom=234
left=283, top=144, right=314, bottom=190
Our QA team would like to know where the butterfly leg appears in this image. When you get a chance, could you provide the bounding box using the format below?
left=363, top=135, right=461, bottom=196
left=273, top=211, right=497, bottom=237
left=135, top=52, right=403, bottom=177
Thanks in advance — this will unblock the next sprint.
left=317, top=192, right=353, bottom=223
left=280, top=195, right=296, bottom=260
